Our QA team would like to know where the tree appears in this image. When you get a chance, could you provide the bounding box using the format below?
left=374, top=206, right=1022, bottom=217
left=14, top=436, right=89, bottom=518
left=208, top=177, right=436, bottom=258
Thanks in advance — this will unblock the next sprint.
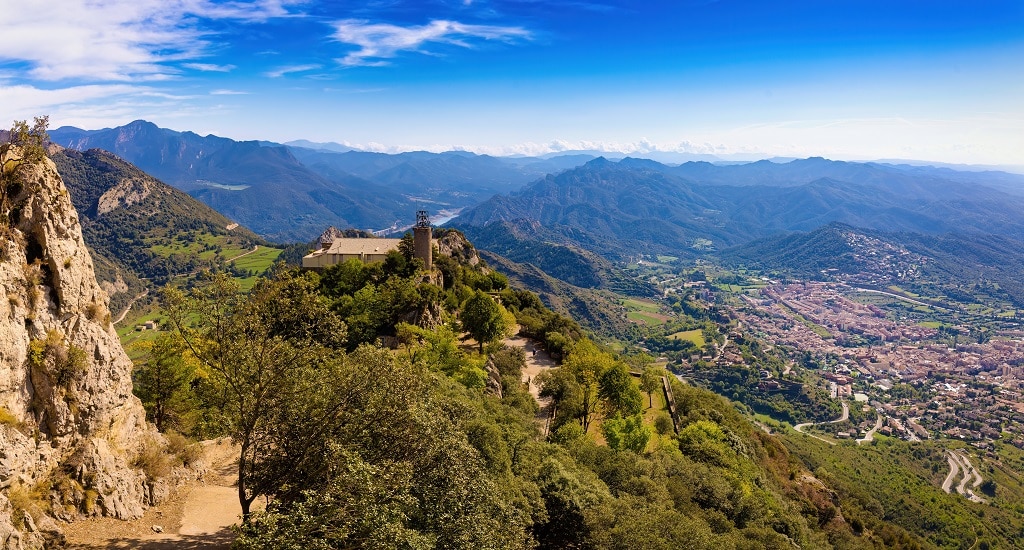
left=461, top=290, right=514, bottom=352
left=2, top=116, right=49, bottom=228
left=602, top=414, right=651, bottom=453
left=164, top=269, right=347, bottom=518
left=640, top=367, right=663, bottom=409
left=133, top=333, right=198, bottom=433
left=598, top=362, right=643, bottom=417
left=3, top=116, right=49, bottom=162
left=541, top=339, right=615, bottom=433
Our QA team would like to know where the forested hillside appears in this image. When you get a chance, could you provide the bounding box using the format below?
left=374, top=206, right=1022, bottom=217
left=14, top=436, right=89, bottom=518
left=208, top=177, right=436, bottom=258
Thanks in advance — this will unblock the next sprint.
left=51, top=148, right=266, bottom=312
left=123, top=225, right=938, bottom=549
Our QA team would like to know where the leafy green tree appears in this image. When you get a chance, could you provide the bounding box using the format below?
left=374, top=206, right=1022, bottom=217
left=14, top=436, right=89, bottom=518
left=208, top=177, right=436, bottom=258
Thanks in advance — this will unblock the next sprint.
left=602, top=414, right=651, bottom=453
left=164, top=269, right=346, bottom=517
left=133, top=333, right=198, bottom=433
left=461, top=290, right=514, bottom=352
left=640, top=367, right=663, bottom=409
left=3, top=116, right=49, bottom=162
left=598, top=362, right=643, bottom=417
left=234, top=447, right=429, bottom=550
left=541, top=339, right=614, bottom=432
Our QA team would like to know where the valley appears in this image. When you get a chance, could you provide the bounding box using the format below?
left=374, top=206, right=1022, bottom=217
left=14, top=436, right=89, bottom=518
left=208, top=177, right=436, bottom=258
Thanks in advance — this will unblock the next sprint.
left=8, top=120, right=1024, bottom=549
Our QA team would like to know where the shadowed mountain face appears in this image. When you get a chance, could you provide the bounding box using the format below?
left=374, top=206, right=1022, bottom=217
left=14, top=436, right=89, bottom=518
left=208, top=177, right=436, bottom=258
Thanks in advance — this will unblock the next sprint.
left=454, top=157, right=1024, bottom=263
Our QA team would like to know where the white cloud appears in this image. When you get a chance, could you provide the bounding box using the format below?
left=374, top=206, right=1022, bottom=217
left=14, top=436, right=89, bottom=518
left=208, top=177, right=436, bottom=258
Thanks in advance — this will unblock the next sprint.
left=331, top=19, right=530, bottom=67
left=211, top=89, right=249, bottom=95
left=183, top=63, right=237, bottom=72
left=0, top=0, right=300, bottom=82
left=0, top=83, right=144, bottom=115
left=263, top=64, right=321, bottom=78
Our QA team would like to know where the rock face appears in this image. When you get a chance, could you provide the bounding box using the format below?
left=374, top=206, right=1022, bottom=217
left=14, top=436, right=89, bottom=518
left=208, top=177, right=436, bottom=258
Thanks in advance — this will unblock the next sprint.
left=0, top=146, right=153, bottom=548
left=435, top=229, right=481, bottom=267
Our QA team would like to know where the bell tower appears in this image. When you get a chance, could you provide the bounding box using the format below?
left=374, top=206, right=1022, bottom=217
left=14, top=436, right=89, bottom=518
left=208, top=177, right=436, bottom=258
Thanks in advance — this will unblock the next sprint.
left=413, top=210, right=432, bottom=270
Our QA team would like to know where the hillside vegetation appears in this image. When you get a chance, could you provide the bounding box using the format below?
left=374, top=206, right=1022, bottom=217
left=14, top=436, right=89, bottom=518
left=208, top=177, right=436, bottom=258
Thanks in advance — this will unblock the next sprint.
left=126, top=229, right=919, bottom=549
left=52, top=148, right=272, bottom=313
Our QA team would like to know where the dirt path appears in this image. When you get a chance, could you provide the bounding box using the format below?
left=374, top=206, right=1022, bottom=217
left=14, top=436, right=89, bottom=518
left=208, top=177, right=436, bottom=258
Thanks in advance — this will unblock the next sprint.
left=503, top=332, right=557, bottom=434
left=65, top=439, right=242, bottom=549
left=113, top=290, right=149, bottom=326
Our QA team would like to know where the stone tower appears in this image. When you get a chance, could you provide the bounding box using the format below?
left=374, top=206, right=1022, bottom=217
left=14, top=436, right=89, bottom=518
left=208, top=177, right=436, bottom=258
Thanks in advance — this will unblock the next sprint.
left=413, top=210, right=432, bottom=270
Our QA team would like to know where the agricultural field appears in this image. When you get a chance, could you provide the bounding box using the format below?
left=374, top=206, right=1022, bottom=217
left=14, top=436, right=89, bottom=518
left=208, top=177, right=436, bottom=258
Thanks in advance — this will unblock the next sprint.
left=622, top=298, right=672, bottom=326
left=669, top=329, right=705, bottom=347
left=230, top=246, right=283, bottom=292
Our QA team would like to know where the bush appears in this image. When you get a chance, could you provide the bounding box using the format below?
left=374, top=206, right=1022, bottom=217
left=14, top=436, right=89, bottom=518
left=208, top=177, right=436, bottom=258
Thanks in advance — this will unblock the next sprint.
left=654, top=412, right=674, bottom=435
left=0, top=406, right=19, bottom=427
left=166, top=431, right=204, bottom=467
left=133, top=437, right=172, bottom=481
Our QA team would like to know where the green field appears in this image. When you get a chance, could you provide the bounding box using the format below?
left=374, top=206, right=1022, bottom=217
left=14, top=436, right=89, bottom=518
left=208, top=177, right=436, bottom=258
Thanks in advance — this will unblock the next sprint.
left=622, top=298, right=672, bottom=326
left=622, top=298, right=661, bottom=313
left=116, top=305, right=168, bottom=361
left=627, top=311, right=670, bottom=325
left=231, top=246, right=284, bottom=291
left=669, top=329, right=705, bottom=347
left=148, top=232, right=247, bottom=259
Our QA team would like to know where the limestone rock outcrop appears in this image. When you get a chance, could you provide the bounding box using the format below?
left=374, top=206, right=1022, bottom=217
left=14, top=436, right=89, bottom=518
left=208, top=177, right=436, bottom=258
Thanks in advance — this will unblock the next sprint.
left=0, top=146, right=155, bottom=548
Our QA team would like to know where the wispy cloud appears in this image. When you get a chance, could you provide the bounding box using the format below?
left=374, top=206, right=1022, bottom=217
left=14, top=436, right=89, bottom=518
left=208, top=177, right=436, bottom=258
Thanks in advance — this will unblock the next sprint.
left=0, top=0, right=300, bottom=82
left=264, top=64, right=321, bottom=78
left=183, top=62, right=237, bottom=72
left=331, top=19, right=530, bottom=67
left=211, top=89, right=249, bottom=95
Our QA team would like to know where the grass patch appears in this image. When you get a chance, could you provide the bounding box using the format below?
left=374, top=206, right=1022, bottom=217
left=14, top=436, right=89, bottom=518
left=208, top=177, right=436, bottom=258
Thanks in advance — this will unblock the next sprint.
left=627, top=311, right=671, bottom=326
left=232, top=246, right=283, bottom=292
left=918, top=321, right=942, bottom=329
left=641, top=387, right=671, bottom=452
left=622, top=298, right=661, bottom=313
left=669, top=329, right=705, bottom=347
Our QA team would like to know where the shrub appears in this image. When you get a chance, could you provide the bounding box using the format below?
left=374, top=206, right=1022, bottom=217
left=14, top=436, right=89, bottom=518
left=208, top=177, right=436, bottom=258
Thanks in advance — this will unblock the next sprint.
left=654, top=412, right=674, bottom=435
left=0, top=406, right=19, bottom=427
left=133, top=437, right=172, bottom=481
left=27, top=331, right=88, bottom=387
left=166, top=431, right=203, bottom=467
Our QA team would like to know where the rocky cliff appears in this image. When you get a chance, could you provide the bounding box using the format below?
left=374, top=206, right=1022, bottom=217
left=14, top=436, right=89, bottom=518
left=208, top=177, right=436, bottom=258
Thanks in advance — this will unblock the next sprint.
left=0, top=146, right=157, bottom=548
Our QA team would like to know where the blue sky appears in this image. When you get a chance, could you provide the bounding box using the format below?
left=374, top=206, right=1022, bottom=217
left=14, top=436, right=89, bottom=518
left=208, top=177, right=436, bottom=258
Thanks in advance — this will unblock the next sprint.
left=1, top=0, right=1022, bottom=165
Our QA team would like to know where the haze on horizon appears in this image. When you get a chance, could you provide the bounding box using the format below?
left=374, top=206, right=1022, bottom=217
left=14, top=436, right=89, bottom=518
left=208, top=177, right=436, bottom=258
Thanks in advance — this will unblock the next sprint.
left=1, top=0, right=1021, bottom=167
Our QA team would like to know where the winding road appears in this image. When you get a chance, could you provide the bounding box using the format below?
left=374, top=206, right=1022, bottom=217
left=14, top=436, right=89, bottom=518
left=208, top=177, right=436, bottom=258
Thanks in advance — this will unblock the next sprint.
left=941, top=452, right=961, bottom=493
left=942, top=450, right=988, bottom=503
left=856, top=410, right=884, bottom=445
left=113, top=290, right=149, bottom=325
left=793, top=401, right=849, bottom=446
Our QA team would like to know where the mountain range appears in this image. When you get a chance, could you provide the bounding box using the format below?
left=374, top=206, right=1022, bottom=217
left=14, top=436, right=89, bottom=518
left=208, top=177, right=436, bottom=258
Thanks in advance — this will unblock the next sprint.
left=453, top=156, right=1024, bottom=265
left=49, top=121, right=596, bottom=241
left=49, top=121, right=1024, bottom=309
